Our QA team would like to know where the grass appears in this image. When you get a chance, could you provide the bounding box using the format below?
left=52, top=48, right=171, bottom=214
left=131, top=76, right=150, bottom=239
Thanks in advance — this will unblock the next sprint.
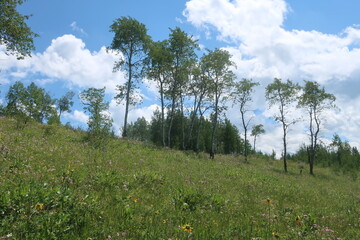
left=0, top=117, right=359, bottom=239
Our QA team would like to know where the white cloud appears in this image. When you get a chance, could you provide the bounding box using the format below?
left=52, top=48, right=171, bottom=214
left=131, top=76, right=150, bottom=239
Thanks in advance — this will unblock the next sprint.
left=184, top=0, right=360, bottom=83
left=63, top=110, right=89, bottom=125
left=0, top=34, right=125, bottom=93
left=70, top=21, right=88, bottom=36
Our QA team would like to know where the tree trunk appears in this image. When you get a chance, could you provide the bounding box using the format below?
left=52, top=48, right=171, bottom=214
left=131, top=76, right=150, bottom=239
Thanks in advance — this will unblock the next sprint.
left=210, top=94, right=219, bottom=159
left=122, top=62, right=132, bottom=138
left=240, top=108, right=248, bottom=162
left=160, top=82, right=165, bottom=147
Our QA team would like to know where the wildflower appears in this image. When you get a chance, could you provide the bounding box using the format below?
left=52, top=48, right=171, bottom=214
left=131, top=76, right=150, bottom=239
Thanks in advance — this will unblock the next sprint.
left=264, top=198, right=272, bottom=205
left=272, top=232, right=280, bottom=239
left=35, top=203, right=44, bottom=211
left=133, top=198, right=138, bottom=203
left=163, top=219, right=167, bottom=224
left=295, top=216, right=301, bottom=226
left=155, top=210, right=160, bottom=215
left=181, top=224, right=193, bottom=233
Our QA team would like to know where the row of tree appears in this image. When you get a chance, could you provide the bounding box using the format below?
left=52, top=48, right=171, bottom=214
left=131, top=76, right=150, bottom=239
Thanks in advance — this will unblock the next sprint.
left=107, top=17, right=337, bottom=174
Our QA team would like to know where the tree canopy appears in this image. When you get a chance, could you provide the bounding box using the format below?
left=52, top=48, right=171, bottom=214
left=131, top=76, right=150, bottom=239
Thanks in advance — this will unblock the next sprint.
left=0, top=0, right=38, bottom=59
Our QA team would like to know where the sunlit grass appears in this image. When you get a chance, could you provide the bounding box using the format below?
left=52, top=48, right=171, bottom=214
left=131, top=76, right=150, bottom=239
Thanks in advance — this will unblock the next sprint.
left=0, top=117, right=359, bottom=239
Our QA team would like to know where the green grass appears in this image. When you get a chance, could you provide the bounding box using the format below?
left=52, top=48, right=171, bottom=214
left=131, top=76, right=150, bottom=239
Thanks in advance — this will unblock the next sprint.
left=0, top=117, right=359, bottom=239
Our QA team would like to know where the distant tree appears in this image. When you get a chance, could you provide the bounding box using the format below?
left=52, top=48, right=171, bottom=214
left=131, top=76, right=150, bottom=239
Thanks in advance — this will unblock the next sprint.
left=298, top=80, right=336, bottom=175
left=0, top=0, right=38, bottom=59
left=109, top=17, right=151, bottom=138
left=57, top=91, right=75, bottom=119
left=5, top=81, right=28, bottom=122
left=127, top=117, right=151, bottom=142
left=251, top=124, right=265, bottom=153
left=24, top=82, right=54, bottom=123
left=5, top=81, right=55, bottom=124
left=80, top=87, right=113, bottom=148
left=266, top=78, right=300, bottom=172
left=201, top=48, right=236, bottom=158
left=232, top=78, right=259, bottom=161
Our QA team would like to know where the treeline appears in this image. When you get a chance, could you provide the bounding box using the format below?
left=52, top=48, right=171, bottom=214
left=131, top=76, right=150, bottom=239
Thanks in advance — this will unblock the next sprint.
left=0, top=81, right=74, bottom=126
left=290, top=134, right=360, bottom=178
left=127, top=115, right=255, bottom=156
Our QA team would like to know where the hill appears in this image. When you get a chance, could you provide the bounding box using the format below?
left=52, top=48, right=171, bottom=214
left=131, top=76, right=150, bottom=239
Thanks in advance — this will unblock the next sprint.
left=0, top=117, right=359, bottom=239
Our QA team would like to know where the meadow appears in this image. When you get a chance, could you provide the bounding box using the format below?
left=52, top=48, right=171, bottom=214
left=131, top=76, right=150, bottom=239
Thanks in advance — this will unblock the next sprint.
left=0, top=117, right=359, bottom=239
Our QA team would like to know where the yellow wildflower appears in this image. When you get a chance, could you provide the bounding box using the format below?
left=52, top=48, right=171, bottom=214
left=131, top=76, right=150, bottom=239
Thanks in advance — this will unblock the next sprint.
left=272, top=232, right=280, bottom=239
left=162, top=219, right=167, bottom=224
left=133, top=198, right=138, bottom=203
left=295, top=216, right=301, bottom=226
left=35, top=203, right=44, bottom=210
left=264, top=198, right=273, bottom=205
left=182, top=224, right=193, bottom=233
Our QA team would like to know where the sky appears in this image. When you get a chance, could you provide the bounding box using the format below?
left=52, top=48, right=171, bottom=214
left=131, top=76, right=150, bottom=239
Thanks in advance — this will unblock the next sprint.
left=1, top=0, right=360, bottom=156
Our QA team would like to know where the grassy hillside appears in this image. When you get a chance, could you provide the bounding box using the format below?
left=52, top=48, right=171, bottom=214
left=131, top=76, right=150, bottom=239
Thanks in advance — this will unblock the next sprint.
left=0, top=117, right=359, bottom=239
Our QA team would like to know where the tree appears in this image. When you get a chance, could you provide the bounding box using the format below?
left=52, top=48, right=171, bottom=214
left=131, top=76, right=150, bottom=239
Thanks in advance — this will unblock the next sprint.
left=109, top=17, right=150, bottom=138
left=266, top=78, right=300, bottom=172
left=5, top=81, right=55, bottom=124
left=57, top=91, right=75, bottom=119
left=298, top=80, right=336, bottom=175
left=80, top=87, right=113, bottom=148
left=5, top=81, right=27, bottom=118
left=251, top=124, right=265, bottom=153
left=127, top=117, right=151, bottom=142
left=232, top=78, right=259, bottom=161
left=146, top=40, right=172, bottom=146
left=0, top=0, right=38, bottom=59
left=201, top=48, right=236, bottom=158
left=164, top=27, right=198, bottom=148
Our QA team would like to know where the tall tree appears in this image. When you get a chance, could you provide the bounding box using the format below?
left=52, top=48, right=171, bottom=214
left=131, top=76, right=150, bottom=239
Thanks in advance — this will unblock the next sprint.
left=232, top=78, right=259, bottom=161
left=109, top=17, right=150, bottom=137
left=187, top=65, right=210, bottom=150
left=146, top=40, right=172, bottom=146
left=266, top=78, right=300, bottom=172
left=201, top=48, right=236, bottom=158
left=166, top=27, right=198, bottom=148
left=0, top=0, right=38, bottom=59
left=251, top=124, right=265, bottom=153
left=298, top=80, right=336, bottom=175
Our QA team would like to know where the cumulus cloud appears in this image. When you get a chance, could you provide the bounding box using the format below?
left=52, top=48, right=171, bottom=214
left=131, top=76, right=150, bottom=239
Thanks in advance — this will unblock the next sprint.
left=184, top=0, right=360, bottom=83
left=0, top=34, right=125, bottom=93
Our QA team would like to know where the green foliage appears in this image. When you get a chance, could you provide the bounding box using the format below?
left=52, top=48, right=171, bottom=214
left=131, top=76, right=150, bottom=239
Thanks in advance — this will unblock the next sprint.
left=80, top=87, right=113, bottom=148
left=0, top=0, right=38, bottom=59
left=127, top=117, right=151, bottom=142
left=5, top=81, right=56, bottom=125
left=57, top=91, right=75, bottom=119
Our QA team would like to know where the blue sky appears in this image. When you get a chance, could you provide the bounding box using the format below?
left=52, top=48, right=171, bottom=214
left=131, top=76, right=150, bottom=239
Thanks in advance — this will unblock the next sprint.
left=2, top=0, right=360, bottom=155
